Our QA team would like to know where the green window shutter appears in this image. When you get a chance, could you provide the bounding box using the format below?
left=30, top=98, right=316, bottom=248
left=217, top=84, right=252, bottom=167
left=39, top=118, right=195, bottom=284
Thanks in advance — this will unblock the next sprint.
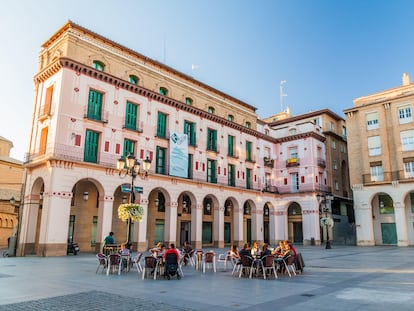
left=228, top=164, right=235, bottom=186
left=207, top=159, right=217, bottom=183
left=188, top=154, right=193, bottom=179
left=207, top=129, right=217, bottom=151
left=87, top=90, right=102, bottom=120
left=123, top=139, right=135, bottom=157
left=157, top=112, right=167, bottom=138
left=246, top=141, right=252, bottom=161
left=184, top=121, right=196, bottom=146
left=125, top=102, right=137, bottom=130
left=84, top=130, right=99, bottom=163
left=246, top=168, right=252, bottom=189
left=156, top=146, right=166, bottom=174
left=228, top=135, right=234, bottom=156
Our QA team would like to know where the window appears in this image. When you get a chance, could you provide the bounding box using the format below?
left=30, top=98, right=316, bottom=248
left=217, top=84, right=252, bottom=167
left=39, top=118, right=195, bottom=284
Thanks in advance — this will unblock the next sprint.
left=123, top=139, right=135, bottom=157
left=246, top=168, right=252, bottom=189
left=330, top=122, right=335, bottom=131
left=129, top=75, right=139, bottom=85
left=228, top=135, right=235, bottom=157
left=401, top=130, right=414, bottom=151
left=331, top=140, right=336, bottom=149
left=159, top=87, right=168, bottom=96
left=333, top=160, right=337, bottom=170
left=39, top=127, right=48, bottom=155
left=207, top=159, right=217, bottom=183
left=93, top=60, right=105, bottom=71
left=228, top=114, right=234, bottom=122
left=155, top=146, right=167, bottom=175
left=291, top=173, right=299, bottom=192
left=342, top=126, right=347, bottom=139
left=184, top=120, right=196, bottom=146
left=245, top=121, right=251, bottom=128
left=404, top=161, right=414, bottom=178
left=246, top=141, right=252, bottom=161
left=289, top=128, right=297, bottom=135
left=84, top=129, right=100, bottom=163
left=289, top=147, right=298, bottom=159
left=42, top=85, right=53, bottom=116
left=398, top=105, right=412, bottom=124
left=313, top=117, right=321, bottom=126
left=335, top=181, right=339, bottom=190
left=157, top=112, right=168, bottom=138
left=207, top=128, right=217, bottom=152
left=370, top=165, right=383, bottom=182
left=368, top=136, right=381, bottom=156
left=228, top=164, right=235, bottom=186
left=187, top=154, right=193, bottom=179
left=87, top=89, right=103, bottom=121
left=185, top=97, right=193, bottom=105
left=125, top=101, right=138, bottom=130
left=264, top=147, right=271, bottom=160
left=366, top=111, right=379, bottom=130
left=208, top=106, right=215, bottom=114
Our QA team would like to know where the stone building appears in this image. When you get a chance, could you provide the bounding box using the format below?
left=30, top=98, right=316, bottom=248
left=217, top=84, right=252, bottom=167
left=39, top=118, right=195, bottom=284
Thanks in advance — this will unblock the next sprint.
left=0, top=136, right=23, bottom=248
left=344, top=73, right=414, bottom=246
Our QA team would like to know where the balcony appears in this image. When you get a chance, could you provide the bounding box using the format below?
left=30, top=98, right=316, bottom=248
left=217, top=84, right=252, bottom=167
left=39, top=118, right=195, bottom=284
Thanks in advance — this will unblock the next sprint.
left=362, top=170, right=414, bottom=185
left=317, top=158, right=326, bottom=168
left=286, top=157, right=300, bottom=167
left=264, top=157, right=274, bottom=168
left=263, top=184, right=278, bottom=193
left=277, top=183, right=330, bottom=194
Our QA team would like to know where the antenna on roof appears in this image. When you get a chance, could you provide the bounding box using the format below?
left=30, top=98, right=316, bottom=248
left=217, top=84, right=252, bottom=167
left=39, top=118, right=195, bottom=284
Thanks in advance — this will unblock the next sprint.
left=280, top=80, right=287, bottom=112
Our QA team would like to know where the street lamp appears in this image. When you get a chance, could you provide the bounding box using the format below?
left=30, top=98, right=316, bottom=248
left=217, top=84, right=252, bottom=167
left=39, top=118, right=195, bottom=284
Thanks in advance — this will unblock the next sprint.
left=317, top=193, right=334, bottom=249
left=116, top=154, right=151, bottom=243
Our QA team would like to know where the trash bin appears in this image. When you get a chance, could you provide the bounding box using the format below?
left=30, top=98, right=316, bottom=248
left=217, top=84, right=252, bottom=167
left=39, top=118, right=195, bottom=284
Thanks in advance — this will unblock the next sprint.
left=310, top=237, right=315, bottom=246
left=8, top=236, right=17, bottom=257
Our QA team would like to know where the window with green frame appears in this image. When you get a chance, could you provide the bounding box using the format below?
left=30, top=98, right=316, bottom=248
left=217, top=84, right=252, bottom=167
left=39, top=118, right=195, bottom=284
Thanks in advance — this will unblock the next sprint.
left=156, top=146, right=167, bottom=175
left=159, top=87, right=168, bottom=96
left=207, top=159, right=217, bottom=183
left=184, top=120, right=197, bottom=146
left=228, top=135, right=235, bottom=157
left=185, top=97, right=193, bottom=105
left=87, top=89, right=103, bottom=121
left=208, top=106, right=215, bottom=114
left=129, top=75, right=139, bottom=85
left=157, top=112, right=168, bottom=138
left=228, top=114, right=234, bottom=122
left=246, top=168, right=252, bottom=189
left=245, top=121, right=251, bottom=128
left=93, top=60, right=105, bottom=71
left=207, top=128, right=217, bottom=152
left=125, top=101, right=138, bottom=130
left=123, top=139, right=135, bottom=157
left=246, top=141, right=252, bottom=161
left=228, top=164, right=235, bottom=186
left=188, top=153, right=193, bottom=179
left=84, top=129, right=99, bottom=163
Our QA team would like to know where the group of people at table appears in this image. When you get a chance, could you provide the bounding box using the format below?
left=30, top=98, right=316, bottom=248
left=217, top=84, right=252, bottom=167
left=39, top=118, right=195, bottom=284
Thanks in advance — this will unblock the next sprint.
left=103, top=230, right=297, bottom=276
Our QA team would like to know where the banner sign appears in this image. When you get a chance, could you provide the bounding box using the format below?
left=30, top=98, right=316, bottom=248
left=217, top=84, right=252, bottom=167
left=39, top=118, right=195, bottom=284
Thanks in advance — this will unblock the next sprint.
left=169, top=132, right=188, bottom=178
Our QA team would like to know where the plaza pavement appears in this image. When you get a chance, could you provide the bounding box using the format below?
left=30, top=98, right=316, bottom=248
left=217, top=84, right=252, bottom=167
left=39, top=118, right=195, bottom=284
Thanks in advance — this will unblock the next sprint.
left=0, top=245, right=414, bottom=310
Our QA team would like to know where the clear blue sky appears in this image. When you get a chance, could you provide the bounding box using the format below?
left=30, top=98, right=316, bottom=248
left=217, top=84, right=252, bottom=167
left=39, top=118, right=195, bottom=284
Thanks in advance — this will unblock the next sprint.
left=1, top=0, right=414, bottom=160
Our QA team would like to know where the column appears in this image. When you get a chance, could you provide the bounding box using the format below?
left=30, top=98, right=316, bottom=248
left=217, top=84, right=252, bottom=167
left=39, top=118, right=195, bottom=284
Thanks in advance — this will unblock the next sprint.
left=97, top=197, right=114, bottom=252
left=394, top=202, right=409, bottom=246
left=165, top=201, right=178, bottom=246
left=355, top=203, right=375, bottom=246
left=192, top=203, right=203, bottom=249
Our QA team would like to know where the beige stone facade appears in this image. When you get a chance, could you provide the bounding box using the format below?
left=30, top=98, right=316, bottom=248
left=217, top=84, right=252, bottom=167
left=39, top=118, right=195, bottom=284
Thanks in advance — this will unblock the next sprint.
left=344, top=73, right=414, bottom=246
left=0, top=136, right=23, bottom=248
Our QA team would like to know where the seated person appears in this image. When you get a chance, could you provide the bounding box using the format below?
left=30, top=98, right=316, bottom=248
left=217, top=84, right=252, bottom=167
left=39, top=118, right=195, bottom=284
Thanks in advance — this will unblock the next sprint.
left=285, top=240, right=297, bottom=257
left=230, top=244, right=240, bottom=259
left=251, top=241, right=260, bottom=257
left=164, top=243, right=180, bottom=261
left=260, top=243, right=271, bottom=259
left=118, top=243, right=130, bottom=270
left=272, top=241, right=285, bottom=257
left=182, top=241, right=193, bottom=266
left=239, top=243, right=251, bottom=257
left=157, top=244, right=166, bottom=258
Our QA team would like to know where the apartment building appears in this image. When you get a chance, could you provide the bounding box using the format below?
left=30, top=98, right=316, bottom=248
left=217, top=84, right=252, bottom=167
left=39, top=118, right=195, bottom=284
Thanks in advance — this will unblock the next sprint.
left=268, top=109, right=354, bottom=245
left=344, top=73, right=414, bottom=246
left=18, top=21, right=332, bottom=256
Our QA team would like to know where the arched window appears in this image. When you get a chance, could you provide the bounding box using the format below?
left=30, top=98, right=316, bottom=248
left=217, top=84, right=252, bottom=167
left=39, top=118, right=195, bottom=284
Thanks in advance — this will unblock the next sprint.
left=185, top=97, right=193, bottom=105
left=208, top=106, right=215, bottom=114
left=93, top=60, right=105, bottom=71
left=228, top=114, right=234, bottom=122
left=159, top=87, right=168, bottom=96
left=129, top=75, right=139, bottom=85
left=245, top=121, right=251, bottom=128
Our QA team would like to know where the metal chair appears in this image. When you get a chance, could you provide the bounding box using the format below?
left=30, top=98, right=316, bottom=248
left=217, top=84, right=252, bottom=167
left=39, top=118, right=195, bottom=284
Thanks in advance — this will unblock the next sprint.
left=203, top=251, right=216, bottom=273
left=131, top=252, right=143, bottom=274
left=95, top=253, right=107, bottom=274
left=238, top=255, right=253, bottom=278
left=142, top=256, right=159, bottom=280
left=262, top=254, right=277, bottom=279
left=106, top=254, right=120, bottom=275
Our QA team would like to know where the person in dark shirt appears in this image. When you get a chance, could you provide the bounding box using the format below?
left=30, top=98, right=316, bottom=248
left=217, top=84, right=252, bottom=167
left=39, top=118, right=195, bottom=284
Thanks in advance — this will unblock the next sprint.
left=239, top=243, right=251, bottom=257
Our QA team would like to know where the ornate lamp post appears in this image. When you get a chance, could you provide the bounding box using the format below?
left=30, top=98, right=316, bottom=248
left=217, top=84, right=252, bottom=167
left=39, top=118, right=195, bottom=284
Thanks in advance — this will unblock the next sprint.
left=317, top=193, right=334, bottom=249
left=116, top=154, right=151, bottom=243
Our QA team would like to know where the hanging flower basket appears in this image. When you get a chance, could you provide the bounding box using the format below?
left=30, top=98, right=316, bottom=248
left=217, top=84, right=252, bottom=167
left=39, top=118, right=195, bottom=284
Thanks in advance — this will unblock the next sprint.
left=320, top=217, right=334, bottom=228
left=118, top=203, right=144, bottom=222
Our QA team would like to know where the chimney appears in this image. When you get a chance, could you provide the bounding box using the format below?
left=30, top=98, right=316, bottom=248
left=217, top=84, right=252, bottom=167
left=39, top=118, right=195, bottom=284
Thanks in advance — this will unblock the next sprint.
left=402, top=72, right=410, bottom=86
